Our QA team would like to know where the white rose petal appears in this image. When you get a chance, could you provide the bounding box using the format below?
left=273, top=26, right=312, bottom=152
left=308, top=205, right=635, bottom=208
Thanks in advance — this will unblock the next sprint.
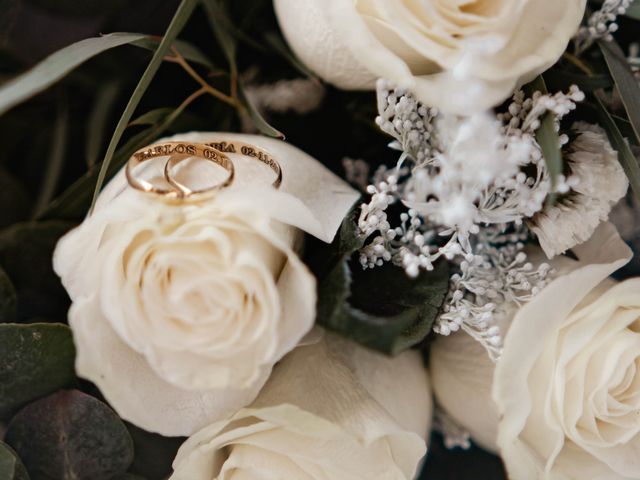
left=54, top=133, right=359, bottom=436
left=431, top=222, right=639, bottom=479
left=275, top=0, right=586, bottom=114
left=171, top=333, right=432, bottom=480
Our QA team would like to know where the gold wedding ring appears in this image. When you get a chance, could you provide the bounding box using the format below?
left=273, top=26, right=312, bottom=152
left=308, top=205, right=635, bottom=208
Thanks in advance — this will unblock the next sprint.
left=164, top=140, right=282, bottom=191
left=126, top=142, right=235, bottom=198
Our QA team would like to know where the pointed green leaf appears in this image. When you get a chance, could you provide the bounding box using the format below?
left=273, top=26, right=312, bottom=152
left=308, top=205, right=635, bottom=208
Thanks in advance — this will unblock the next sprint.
left=85, top=82, right=121, bottom=168
left=5, top=390, right=134, bottom=480
left=0, top=442, right=29, bottom=480
left=238, top=81, right=285, bottom=139
left=0, top=323, right=76, bottom=419
left=526, top=76, right=563, bottom=203
left=0, top=33, right=146, bottom=117
left=599, top=39, right=640, bottom=145
left=131, top=37, right=215, bottom=69
left=91, top=0, right=199, bottom=211
left=594, top=95, right=640, bottom=201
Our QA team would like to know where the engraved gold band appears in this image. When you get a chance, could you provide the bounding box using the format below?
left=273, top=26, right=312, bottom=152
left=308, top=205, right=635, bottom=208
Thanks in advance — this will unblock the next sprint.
left=164, top=140, right=282, bottom=191
left=126, top=142, right=235, bottom=198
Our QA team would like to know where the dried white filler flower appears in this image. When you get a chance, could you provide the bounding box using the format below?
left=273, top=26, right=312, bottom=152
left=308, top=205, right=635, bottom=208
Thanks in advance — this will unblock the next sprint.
left=529, top=122, right=628, bottom=258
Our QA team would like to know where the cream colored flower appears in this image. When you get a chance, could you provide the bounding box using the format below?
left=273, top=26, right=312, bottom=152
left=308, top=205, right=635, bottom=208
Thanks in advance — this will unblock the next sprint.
left=431, top=222, right=640, bottom=479
left=530, top=122, right=628, bottom=258
left=171, top=333, right=432, bottom=480
left=54, top=132, right=359, bottom=436
left=274, top=0, right=586, bottom=114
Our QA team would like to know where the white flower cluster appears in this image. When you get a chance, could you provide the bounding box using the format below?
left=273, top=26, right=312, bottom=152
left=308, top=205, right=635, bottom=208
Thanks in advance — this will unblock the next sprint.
left=435, top=228, right=553, bottom=360
left=359, top=80, right=583, bottom=276
left=358, top=81, right=587, bottom=358
left=575, top=0, right=632, bottom=54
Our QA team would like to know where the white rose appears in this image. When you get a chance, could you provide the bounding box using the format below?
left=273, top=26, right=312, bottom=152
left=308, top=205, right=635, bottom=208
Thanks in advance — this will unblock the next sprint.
left=430, top=222, right=640, bottom=479
left=171, top=332, right=432, bottom=480
left=53, top=132, right=359, bottom=436
left=274, top=0, right=586, bottom=114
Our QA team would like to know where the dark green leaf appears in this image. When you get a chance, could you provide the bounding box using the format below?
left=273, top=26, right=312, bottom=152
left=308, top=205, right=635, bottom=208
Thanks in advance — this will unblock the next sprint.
left=0, top=221, right=73, bottom=293
left=0, top=33, right=146, bottom=116
left=0, top=221, right=74, bottom=320
left=0, top=442, right=29, bottom=480
left=543, top=70, right=613, bottom=92
left=0, top=167, right=30, bottom=228
left=263, top=32, right=320, bottom=80
left=129, top=107, right=175, bottom=126
left=316, top=214, right=449, bottom=355
left=526, top=76, right=562, bottom=203
left=91, top=0, right=199, bottom=211
left=0, top=323, right=75, bottom=419
left=126, top=424, right=185, bottom=479
left=594, top=95, right=640, bottom=201
left=599, top=39, right=640, bottom=145
left=33, top=97, right=69, bottom=217
left=131, top=37, right=215, bottom=69
left=5, top=390, right=134, bottom=480
left=201, top=0, right=237, bottom=70
left=0, top=267, right=16, bottom=323
left=237, top=81, right=285, bottom=139
left=85, top=82, right=121, bottom=168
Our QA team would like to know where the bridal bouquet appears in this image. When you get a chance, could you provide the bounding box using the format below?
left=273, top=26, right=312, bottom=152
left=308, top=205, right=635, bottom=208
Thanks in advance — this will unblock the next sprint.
left=1, top=0, right=640, bottom=479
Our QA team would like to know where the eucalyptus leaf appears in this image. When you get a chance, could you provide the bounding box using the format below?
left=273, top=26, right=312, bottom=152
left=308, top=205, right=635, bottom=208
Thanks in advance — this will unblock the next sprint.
left=0, top=323, right=75, bottom=419
left=5, top=390, right=134, bottom=480
left=594, top=95, right=640, bottom=201
left=599, top=39, right=640, bottom=145
left=526, top=76, right=562, bottom=204
left=85, top=82, right=121, bottom=168
left=33, top=97, right=69, bottom=217
left=315, top=213, right=449, bottom=355
left=263, top=32, right=320, bottom=80
left=238, top=81, right=285, bottom=139
left=129, top=107, right=175, bottom=126
left=0, top=33, right=146, bottom=117
left=201, top=0, right=237, bottom=71
left=91, top=0, right=199, bottom=211
left=131, top=37, right=215, bottom=69
left=0, top=442, right=29, bottom=480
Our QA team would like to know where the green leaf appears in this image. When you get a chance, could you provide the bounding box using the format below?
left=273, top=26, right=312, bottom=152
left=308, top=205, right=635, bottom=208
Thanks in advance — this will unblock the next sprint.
left=85, top=82, right=121, bottom=168
left=315, top=213, right=449, bottom=355
left=131, top=36, right=215, bottom=69
left=0, top=267, right=17, bottom=323
left=543, top=70, right=613, bottom=92
left=0, top=442, right=30, bottom=480
left=201, top=0, right=237, bottom=71
left=594, top=95, right=640, bottom=201
left=599, top=39, right=640, bottom=145
left=0, top=323, right=75, bottom=419
left=263, top=32, right=320, bottom=80
left=91, top=0, right=199, bottom=211
left=526, top=76, right=563, bottom=203
left=33, top=97, right=69, bottom=217
left=5, top=390, right=134, bottom=480
left=0, top=33, right=146, bottom=117
left=0, top=221, right=73, bottom=293
left=237, top=81, right=285, bottom=139
left=129, top=107, right=175, bottom=126
left=126, top=424, right=185, bottom=479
